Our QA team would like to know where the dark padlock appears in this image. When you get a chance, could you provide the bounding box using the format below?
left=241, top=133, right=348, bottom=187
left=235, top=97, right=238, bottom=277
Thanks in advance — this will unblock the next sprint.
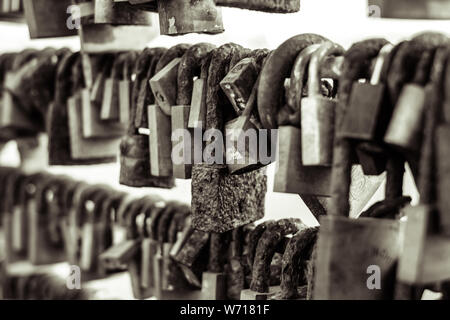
left=301, top=41, right=344, bottom=166
left=241, top=219, right=304, bottom=300
left=23, top=0, right=77, bottom=38
left=119, top=51, right=138, bottom=125
left=338, top=43, right=394, bottom=175
left=157, top=0, right=223, bottom=36
left=339, top=43, right=394, bottom=141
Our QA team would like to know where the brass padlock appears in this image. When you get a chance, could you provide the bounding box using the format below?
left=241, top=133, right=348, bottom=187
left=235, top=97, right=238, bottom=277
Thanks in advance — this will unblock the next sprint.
left=384, top=49, right=434, bottom=153
left=301, top=41, right=344, bottom=166
left=157, top=0, right=223, bottom=36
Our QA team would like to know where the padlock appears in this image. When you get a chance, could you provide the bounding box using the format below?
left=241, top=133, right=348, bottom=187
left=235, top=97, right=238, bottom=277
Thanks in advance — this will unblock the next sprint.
left=339, top=43, right=394, bottom=175
left=133, top=47, right=166, bottom=129
left=258, top=34, right=328, bottom=129
left=94, top=0, right=152, bottom=25
left=90, top=54, right=115, bottom=105
left=171, top=229, right=209, bottom=289
left=216, top=0, right=299, bottom=13
left=314, top=215, right=401, bottom=300
left=67, top=66, right=121, bottom=160
left=139, top=197, right=165, bottom=289
left=201, top=232, right=230, bottom=300
left=119, top=52, right=137, bottom=125
left=301, top=41, right=344, bottom=166
left=274, top=44, right=331, bottom=197
left=22, top=0, right=77, bottom=38
left=191, top=164, right=267, bottom=233
left=384, top=49, right=434, bottom=154
left=72, top=0, right=95, bottom=26
left=192, top=43, right=267, bottom=233
left=149, top=58, right=181, bottom=116
left=148, top=104, right=173, bottom=177
left=279, top=227, right=318, bottom=300
left=171, top=105, right=195, bottom=178
left=241, top=219, right=304, bottom=300
left=100, top=53, right=127, bottom=121
left=339, top=43, right=394, bottom=142
left=119, top=134, right=175, bottom=188
left=157, top=0, right=223, bottom=36
left=220, top=57, right=258, bottom=115
left=3, top=170, right=28, bottom=264
left=81, top=86, right=126, bottom=138
left=370, top=0, right=450, bottom=19
left=172, top=44, right=216, bottom=178
left=28, top=175, right=66, bottom=265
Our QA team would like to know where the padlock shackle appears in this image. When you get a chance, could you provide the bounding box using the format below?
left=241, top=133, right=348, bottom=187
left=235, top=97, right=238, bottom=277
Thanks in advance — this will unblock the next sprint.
left=246, top=220, right=277, bottom=270
left=156, top=201, right=181, bottom=244
left=412, top=49, right=434, bottom=85
left=177, top=43, right=216, bottom=106
left=280, top=226, right=318, bottom=299
left=288, top=44, right=320, bottom=113
left=148, top=201, right=167, bottom=240
left=369, top=43, right=394, bottom=85
left=250, top=218, right=304, bottom=293
left=167, top=205, right=190, bottom=244
left=110, top=52, right=127, bottom=80
left=308, top=42, right=345, bottom=97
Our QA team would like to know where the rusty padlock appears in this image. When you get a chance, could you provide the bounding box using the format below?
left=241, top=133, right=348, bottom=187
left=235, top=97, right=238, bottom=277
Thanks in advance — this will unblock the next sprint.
left=157, top=0, right=223, bottom=36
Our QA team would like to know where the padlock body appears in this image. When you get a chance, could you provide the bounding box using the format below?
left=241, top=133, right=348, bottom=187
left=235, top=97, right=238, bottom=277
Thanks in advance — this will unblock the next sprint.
left=301, top=96, right=336, bottom=166
left=436, top=125, right=450, bottom=236
left=188, top=78, right=207, bottom=129
left=339, top=82, right=391, bottom=141
left=384, top=84, right=426, bottom=152
left=314, top=216, right=400, bottom=300
left=149, top=58, right=181, bottom=116
left=274, top=126, right=331, bottom=197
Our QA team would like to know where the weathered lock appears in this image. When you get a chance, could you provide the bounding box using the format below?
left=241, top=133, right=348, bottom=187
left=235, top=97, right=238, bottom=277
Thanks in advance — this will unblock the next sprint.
left=119, top=52, right=137, bottom=125
left=101, top=53, right=127, bottom=121
left=172, top=229, right=210, bottom=289
left=23, top=0, right=77, bottom=38
left=157, top=0, right=223, bottom=36
left=149, top=58, right=181, bottom=116
left=201, top=232, right=230, bottom=300
left=279, top=227, right=318, bottom=300
left=301, top=42, right=344, bottom=166
left=314, top=215, right=401, bottom=299
left=188, top=54, right=212, bottom=129
left=148, top=104, right=173, bottom=177
left=220, top=57, right=258, bottom=115
left=94, top=0, right=152, bottom=25
left=216, top=0, right=299, bottom=13
left=171, top=105, right=195, bottom=179
left=241, top=219, right=304, bottom=300
left=28, top=176, right=66, bottom=265
left=384, top=49, right=433, bottom=153
left=339, top=43, right=394, bottom=141
left=369, top=0, right=450, bottom=19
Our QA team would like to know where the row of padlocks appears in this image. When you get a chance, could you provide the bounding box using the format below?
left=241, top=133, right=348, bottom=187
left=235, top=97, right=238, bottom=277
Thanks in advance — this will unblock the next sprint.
left=1, top=29, right=450, bottom=299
